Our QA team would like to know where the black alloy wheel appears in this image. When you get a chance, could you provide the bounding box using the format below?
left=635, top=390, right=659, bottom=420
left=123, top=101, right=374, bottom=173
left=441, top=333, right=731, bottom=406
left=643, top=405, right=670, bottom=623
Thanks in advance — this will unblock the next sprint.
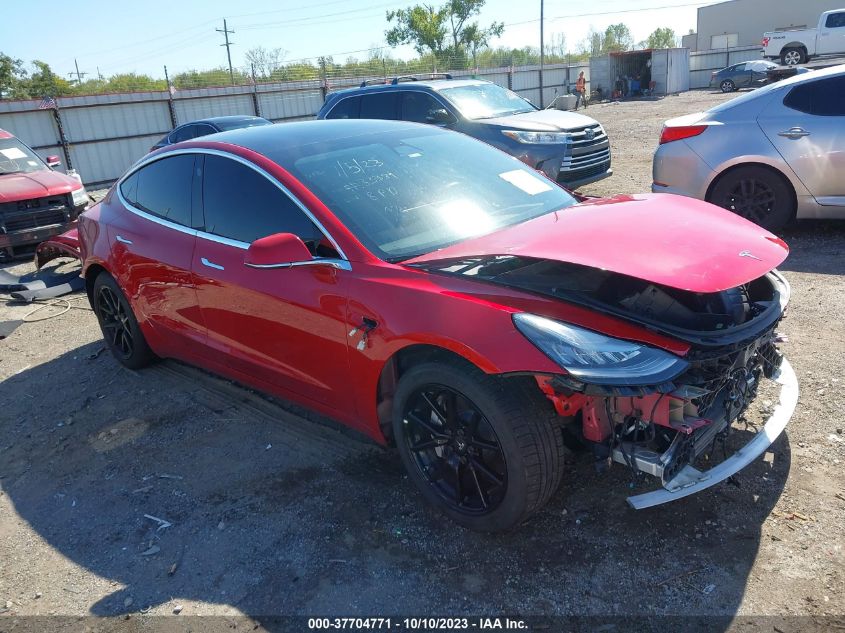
left=97, top=285, right=134, bottom=360
left=92, top=273, right=156, bottom=369
left=392, top=360, right=565, bottom=532
left=709, top=166, right=794, bottom=232
left=402, top=384, right=508, bottom=514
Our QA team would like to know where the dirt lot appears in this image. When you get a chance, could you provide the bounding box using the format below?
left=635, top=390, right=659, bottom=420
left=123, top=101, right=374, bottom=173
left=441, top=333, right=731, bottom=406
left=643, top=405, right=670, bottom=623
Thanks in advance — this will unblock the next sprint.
left=1, top=90, right=844, bottom=629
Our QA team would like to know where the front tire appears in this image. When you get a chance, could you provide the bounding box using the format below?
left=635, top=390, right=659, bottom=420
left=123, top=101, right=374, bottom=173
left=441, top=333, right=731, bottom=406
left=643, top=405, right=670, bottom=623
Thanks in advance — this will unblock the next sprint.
left=708, top=166, right=795, bottom=231
left=720, top=79, right=736, bottom=93
left=781, top=48, right=804, bottom=66
left=392, top=359, right=564, bottom=532
left=92, top=273, right=156, bottom=369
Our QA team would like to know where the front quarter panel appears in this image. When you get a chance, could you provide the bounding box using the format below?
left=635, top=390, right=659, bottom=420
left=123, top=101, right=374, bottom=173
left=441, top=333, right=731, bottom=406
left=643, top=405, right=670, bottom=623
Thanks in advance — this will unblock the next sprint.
left=342, top=262, right=689, bottom=442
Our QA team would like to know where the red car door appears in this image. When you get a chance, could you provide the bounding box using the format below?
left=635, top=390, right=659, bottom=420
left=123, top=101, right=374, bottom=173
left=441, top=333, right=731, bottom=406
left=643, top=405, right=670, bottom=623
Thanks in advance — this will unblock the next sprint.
left=108, top=153, right=205, bottom=357
left=190, top=153, right=355, bottom=418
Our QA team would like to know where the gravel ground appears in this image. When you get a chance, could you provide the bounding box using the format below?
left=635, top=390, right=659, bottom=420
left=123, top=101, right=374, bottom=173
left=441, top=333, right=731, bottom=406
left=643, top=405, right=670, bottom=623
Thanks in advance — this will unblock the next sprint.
left=0, top=90, right=843, bottom=629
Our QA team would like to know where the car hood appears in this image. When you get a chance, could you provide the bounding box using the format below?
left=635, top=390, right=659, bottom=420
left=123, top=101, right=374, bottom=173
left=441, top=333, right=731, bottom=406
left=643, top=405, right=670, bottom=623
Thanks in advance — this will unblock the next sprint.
left=479, top=108, right=599, bottom=132
left=405, top=194, right=789, bottom=293
left=0, top=170, right=80, bottom=204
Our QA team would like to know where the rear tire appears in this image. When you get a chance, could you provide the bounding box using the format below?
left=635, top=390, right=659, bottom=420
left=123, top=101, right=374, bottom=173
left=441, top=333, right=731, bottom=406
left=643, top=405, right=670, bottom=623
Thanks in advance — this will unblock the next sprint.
left=92, top=273, right=157, bottom=369
left=708, top=166, right=795, bottom=232
left=720, top=79, right=736, bottom=93
left=392, top=359, right=564, bottom=532
left=781, top=48, right=804, bottom=66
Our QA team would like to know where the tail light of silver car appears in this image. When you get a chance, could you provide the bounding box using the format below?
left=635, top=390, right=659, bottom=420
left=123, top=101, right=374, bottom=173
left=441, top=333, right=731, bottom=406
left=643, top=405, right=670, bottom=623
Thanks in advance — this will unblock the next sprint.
left=658, top=124, right=708, bottom=145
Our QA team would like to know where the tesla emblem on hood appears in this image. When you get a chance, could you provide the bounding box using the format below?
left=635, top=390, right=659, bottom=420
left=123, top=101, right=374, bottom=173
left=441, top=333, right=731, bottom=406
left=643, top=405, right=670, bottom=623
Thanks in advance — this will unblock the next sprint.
left=738, top=250, right=762, bottom=261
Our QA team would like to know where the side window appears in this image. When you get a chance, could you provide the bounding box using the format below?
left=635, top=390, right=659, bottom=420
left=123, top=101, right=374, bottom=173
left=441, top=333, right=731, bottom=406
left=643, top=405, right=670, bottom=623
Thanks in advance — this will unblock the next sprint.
left=132, top=155, right=194, bottom=226
left=401, top=92, right=446, bottom=123
left=193, top=124, right=217, bottom=138
left=784, top=77, right=845, bottom=116
left=202, top=155, right=324, bottom=248
left=326, top=96, right=360, bottom=119
left=171, top=125, right=198, bottom=143
left=825, top=12, right=845, bottom=28
left=360, top=92, right=399, bottom=120
left=120, top=171, right=139, bottom=206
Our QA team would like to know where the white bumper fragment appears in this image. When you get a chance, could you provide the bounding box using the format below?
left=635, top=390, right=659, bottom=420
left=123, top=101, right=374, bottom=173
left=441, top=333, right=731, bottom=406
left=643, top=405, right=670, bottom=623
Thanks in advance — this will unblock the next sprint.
left=627, top=357, right=798, bottom=510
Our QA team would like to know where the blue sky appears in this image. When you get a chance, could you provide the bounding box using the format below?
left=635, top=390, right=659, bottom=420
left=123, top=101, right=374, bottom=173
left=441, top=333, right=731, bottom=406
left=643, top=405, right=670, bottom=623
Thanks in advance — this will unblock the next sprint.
left=2, top=0, right=718, bottom=78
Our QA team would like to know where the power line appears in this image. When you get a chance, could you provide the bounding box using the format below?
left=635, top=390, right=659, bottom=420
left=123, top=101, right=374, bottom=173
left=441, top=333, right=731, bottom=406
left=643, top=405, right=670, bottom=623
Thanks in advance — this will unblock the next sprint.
left=238, top=1, right=406, bottom=30
left=217, top=19, right=236, bottom=85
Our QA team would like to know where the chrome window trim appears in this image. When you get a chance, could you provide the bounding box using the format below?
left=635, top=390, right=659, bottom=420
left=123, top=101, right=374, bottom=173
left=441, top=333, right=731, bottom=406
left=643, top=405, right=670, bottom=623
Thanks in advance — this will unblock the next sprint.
left=245, top=258, right=352, bottom=271
left=115, top=147, right=350, bottom=263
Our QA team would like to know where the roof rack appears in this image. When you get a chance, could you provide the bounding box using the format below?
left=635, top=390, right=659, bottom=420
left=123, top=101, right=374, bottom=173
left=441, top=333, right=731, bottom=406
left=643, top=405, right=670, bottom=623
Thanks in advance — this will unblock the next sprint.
left=359, top=78, right=389, bottom=88
left=390, top=73, right=453, bottom=85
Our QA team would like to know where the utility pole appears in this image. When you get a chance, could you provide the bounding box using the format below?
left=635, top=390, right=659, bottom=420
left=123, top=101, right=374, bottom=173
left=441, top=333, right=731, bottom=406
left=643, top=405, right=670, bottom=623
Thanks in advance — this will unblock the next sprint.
left=539, top=0, right=545, bottom=107
left=217, top=19, right=235, bottom=84
left=69, top=58, right=87, bottom=84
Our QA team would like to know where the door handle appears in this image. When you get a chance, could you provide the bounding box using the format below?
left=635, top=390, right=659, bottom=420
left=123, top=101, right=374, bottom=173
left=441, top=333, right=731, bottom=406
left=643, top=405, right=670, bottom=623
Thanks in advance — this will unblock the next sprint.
left=115, top=235, right=133, bottom=245
left=200, top=257, right=224, bottom=271
left=778, top=127, right=810, bottom=139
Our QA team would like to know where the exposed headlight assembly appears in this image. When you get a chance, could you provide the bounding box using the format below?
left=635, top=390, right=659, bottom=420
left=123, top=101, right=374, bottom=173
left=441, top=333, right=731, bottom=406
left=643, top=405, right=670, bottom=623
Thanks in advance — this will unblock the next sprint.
left=71, top=187, right=89, bottom=208
left=502, top=130, right=569, bottom=144
left=513, top=313, right=689, bottom=386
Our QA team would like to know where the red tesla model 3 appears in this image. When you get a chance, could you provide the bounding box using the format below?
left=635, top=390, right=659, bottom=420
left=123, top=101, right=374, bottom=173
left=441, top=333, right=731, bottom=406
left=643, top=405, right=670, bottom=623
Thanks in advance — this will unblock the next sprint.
left=79, top=120, right=797, bottom=531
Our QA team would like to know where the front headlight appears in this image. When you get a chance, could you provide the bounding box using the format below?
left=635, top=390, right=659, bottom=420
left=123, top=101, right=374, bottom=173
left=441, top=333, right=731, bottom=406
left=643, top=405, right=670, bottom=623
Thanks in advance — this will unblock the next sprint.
left=513, top=313, right=689, bottom=386
left=502, top=130, right=569, bottom=144
left=71, top=187, right=89, bottom=208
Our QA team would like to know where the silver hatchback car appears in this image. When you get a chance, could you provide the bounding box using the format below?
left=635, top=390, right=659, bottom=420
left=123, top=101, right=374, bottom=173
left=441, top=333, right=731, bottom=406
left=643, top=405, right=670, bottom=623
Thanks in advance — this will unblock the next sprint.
left=653, top=64, right=845, bottom=231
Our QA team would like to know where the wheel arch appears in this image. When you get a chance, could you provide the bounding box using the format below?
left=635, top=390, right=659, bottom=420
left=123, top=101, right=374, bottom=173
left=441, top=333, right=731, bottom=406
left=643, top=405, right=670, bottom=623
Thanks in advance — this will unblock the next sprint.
left=374, top=343, right=498, bottom=444
left=783, top=42, right=808, bottom=53
left=705, top=161, right=798, bottom=218
left=83, top=261, right=111, bottom=305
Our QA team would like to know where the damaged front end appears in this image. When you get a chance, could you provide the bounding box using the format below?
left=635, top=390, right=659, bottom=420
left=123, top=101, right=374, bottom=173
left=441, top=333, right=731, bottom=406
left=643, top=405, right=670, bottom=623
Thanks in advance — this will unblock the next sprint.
left=416, top=255, right=798, bottom=508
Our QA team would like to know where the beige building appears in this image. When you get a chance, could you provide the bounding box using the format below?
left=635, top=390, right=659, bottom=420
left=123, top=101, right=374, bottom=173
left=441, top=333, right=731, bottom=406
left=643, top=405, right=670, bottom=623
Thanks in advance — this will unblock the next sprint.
left=682, top=0, right=844, bottom=50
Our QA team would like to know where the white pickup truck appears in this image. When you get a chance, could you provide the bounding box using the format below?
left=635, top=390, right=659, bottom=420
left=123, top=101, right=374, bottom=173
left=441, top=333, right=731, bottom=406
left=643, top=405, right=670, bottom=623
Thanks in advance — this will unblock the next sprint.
left=762, top=8, right=845, bottom=65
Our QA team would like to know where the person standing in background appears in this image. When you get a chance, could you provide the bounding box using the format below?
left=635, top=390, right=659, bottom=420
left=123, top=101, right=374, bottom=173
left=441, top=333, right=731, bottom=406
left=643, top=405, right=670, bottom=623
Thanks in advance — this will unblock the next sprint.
left=575, top=71, right=587, bottom=109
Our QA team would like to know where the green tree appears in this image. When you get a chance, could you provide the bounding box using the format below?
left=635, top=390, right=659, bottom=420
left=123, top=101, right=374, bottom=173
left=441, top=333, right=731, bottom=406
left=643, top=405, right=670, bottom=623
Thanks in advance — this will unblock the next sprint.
left=245, top=46, right=287, bottom=79
left=603, top=23, right=633, bottom=52
left=386, top=0, right=502, bottom=67
left=644, top=27, right=677, bottom=49
left=0, top=53, right=27, bottom=99
left=104, top=73, right=167, bottom=92
left=28, top=60, right=73, bottom=97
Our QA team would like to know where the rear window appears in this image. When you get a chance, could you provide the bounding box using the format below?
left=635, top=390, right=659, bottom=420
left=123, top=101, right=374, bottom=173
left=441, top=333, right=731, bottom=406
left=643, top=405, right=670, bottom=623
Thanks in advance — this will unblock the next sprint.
left=213, top=117, right=271, bottom=131
left=124, top=155, right=194, bottom=226
left=326, top=96, right=360, bottom=119
left=783, top=77, right=845, bottom=116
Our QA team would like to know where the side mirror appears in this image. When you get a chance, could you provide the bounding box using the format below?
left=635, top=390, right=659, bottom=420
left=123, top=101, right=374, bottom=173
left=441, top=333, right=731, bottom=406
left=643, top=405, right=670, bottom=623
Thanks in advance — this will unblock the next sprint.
left=426, top=108, right=454, bottom=125
left=46, top=155, right=61, bottom=168
left=244, top=233, right=313, bottom=269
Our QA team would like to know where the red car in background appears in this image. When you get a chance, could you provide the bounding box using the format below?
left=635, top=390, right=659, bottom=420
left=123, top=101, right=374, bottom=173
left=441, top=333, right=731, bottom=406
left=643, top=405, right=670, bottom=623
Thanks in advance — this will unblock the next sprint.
left=78, top=120, right=798, bottom=531
left=0, top=128, right=89, bottom=259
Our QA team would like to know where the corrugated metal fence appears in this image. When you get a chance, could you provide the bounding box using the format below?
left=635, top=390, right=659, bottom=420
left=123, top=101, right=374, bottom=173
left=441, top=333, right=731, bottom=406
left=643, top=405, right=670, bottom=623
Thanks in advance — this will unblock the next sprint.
left=0, top=62, right=590, bottom=187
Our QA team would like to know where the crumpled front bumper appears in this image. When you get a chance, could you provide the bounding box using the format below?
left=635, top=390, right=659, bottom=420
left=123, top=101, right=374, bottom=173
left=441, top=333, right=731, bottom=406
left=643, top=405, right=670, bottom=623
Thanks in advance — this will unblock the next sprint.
left=627, top=357, right=798, bottom=509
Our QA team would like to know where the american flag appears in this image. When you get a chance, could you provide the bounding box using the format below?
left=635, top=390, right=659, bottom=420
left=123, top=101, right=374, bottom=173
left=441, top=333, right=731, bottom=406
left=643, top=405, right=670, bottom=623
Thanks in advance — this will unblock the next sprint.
left=38, top=96, right=57, bottom=110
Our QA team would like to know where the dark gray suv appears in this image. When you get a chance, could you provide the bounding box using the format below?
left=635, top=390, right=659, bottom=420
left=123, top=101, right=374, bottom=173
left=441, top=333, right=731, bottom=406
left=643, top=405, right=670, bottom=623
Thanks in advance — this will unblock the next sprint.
left=316, top=76, right=611, bottom=189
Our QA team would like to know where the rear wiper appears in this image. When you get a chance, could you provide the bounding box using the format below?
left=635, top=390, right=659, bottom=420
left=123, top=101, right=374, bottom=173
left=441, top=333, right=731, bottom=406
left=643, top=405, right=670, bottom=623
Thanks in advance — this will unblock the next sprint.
left=0, top=170, right=23, bottom=175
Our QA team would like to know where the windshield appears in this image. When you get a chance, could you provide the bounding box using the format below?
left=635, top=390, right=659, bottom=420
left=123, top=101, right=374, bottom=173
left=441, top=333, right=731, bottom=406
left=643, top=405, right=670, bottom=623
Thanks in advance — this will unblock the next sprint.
left=280, top=127, right=576, bottom=261
left=439, top=83, right=537, bottom=120
left=0, top=137, right=46, bottom=175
